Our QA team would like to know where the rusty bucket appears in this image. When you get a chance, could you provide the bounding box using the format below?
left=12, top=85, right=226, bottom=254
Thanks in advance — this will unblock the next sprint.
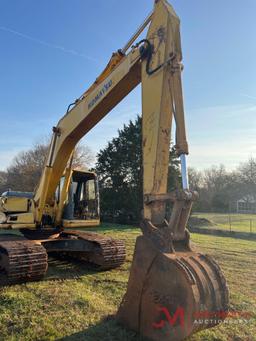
left=117, top=232, right=229, bottom=341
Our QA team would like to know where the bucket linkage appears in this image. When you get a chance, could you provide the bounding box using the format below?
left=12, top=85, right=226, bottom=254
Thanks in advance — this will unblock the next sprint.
left=117, top=189, right=229, bottom=341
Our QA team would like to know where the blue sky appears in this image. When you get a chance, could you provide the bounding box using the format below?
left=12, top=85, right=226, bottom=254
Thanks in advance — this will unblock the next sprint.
left=0, top=0, right=255, bottom=170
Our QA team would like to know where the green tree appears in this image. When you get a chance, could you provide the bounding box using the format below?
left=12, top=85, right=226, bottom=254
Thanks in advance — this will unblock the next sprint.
left=95, top=116, right=181, bottom=223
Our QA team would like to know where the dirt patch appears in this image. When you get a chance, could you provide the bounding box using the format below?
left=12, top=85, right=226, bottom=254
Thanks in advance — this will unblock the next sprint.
left=188, top=216, right=215, bottom=229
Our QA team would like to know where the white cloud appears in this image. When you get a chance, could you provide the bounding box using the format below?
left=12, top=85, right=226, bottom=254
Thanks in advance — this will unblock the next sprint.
left=240, top=93, right=256, bottom=101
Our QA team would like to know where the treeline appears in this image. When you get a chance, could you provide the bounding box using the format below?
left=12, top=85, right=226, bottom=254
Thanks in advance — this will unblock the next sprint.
left=95, top=116, right=256, bottom=220
left=0, top=116, right=255, bottom=222
left=0, top=143, right=94, bottom=193
left=189, top=160, right=256, bottom=212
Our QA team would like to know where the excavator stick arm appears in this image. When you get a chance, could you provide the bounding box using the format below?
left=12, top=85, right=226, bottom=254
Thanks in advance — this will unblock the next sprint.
left=142, top=0, right=189, bottom=226
left=116, top=1, right=229, bottom=340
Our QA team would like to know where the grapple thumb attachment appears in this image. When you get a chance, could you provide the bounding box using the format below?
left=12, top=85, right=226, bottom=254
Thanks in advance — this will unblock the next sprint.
left=117, top=196, right=229, bottom=341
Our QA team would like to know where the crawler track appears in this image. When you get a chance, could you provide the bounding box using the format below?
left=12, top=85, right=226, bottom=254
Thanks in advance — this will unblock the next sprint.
left=59, top=230, right=126, bottom=270
left=0, top=230, right=125, bottom=285
left=0, top=235, right=48, bottom=285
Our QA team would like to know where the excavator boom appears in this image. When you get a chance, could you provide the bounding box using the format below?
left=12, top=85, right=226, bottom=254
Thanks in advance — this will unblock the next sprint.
left=34, top=2, right=189, bottom=227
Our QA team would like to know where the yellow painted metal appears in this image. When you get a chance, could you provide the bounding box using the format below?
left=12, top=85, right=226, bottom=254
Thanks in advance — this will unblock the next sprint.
left=1, top=196, right=31, bottom=213
left=7, top=212, right=34, bottom=224
left=35, top=166, right=53, bottom=222
left=0, top=223, right=36, bottom=229
left=142, top=0, right=188, bottom=224
left=82, top=51, right=124, bottom=98
left=55, top=154, right=74, bottom=225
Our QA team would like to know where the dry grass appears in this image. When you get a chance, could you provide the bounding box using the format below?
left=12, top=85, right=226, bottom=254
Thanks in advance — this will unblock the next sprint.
left=0, top=224, right=255, bottom=341
left=192, top=212, right=256, bottom=234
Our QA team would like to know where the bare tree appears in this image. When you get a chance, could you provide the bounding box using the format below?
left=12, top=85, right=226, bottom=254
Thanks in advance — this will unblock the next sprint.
left=6, top=143, right=48, bottom=192
left=237, top=158, right=256, bottom=201
left=188, top=167, right=203, bottom=191
left=72, top=144, right=95, bottom=169
left=5, top=142, right=94, bottom=192
left=0, top=171, right=7, bottom=194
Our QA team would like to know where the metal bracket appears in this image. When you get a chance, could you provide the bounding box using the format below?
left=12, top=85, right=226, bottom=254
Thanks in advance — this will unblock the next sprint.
left=144, top=190, right=198, bottom=205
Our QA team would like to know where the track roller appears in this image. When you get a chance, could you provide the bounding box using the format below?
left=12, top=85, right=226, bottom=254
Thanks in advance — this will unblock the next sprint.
left=58, top=230, right=126, bottom=270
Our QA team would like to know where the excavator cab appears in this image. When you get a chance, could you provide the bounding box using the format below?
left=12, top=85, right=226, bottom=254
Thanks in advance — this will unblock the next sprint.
left=61, top=170, right=100, bottom=227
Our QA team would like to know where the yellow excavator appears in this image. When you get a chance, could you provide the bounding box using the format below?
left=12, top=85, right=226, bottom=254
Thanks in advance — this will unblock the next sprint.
left=0, top=0, right=229, bottom=340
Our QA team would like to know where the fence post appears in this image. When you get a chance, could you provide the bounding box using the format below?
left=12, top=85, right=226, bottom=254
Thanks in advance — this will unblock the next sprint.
left=250, top=219, right=252, bottom=233
left=228, top=214, right=231, bottom=232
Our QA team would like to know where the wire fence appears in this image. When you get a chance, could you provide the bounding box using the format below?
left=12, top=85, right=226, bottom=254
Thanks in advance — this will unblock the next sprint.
left=191, top=213, right=256, bottom=234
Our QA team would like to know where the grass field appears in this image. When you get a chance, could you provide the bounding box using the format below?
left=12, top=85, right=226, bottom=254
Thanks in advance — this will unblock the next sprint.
left=0, top=224, right=255, bottom=341
left=192, top=212, right=256, bottom=234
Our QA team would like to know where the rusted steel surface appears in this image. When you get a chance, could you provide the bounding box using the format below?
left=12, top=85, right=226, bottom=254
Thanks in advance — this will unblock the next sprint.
left=117, top=234, right=229, bottom=341
left=20, top=228, right=61, bottom=240
left=0, top=235, right=48, bottom=285
left=0, top=229, right=125, bottom=286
